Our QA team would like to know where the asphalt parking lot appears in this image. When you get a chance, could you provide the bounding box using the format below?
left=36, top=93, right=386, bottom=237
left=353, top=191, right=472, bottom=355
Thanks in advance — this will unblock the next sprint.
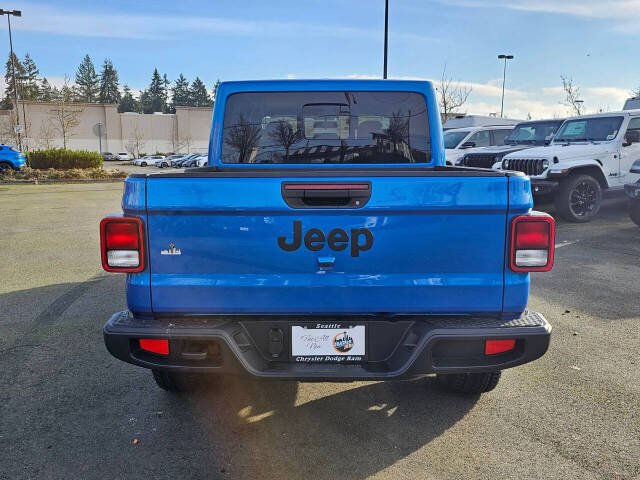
left=0, top=183, right=638, bottom=480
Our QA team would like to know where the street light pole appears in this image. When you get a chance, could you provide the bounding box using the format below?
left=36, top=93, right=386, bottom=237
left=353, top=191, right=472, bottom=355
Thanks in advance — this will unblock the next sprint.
left=17, top=75, right=29, bottom=150
left=498, top=54, right=513, bottom=118
left=1, top=9, right=23, bottom=150
left=383, top=0, right=388, bottom=79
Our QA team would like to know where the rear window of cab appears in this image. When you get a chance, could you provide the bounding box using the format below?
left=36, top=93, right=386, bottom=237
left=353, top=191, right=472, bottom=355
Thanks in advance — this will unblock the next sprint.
left=221, top=91, right=430, bottom=164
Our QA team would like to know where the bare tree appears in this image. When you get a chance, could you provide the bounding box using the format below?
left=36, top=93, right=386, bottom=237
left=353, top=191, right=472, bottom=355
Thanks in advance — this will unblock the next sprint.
left=176, top=134, right=193, bottom=153
left=560, top=75, right=584, bottom=116
left=632, top=86, right=640, bottom=98
left=36, top=122, right=57, bottom=149
left=126, top=124, right=146, bottom=159
left=0, top=110, right=21, bottom=147
left=385, top=110, right=409, bottom=144
left=437, top=65, right=472, bottom=123
left=267, top=120, right=302, bottom=159
left=224, top=114, right=261, bottom=163
left=49, top=76, right=83, bottom=149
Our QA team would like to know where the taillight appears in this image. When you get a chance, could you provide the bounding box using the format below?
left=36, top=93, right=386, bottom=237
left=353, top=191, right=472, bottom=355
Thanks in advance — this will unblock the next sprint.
left=100, top=217, right=145, bottom=272
left=509, top=214, right=555, bottom=272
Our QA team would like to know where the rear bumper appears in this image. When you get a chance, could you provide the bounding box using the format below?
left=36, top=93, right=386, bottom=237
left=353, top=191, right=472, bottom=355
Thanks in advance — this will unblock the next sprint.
left=104, top=311, right=551, bottom=380
left=624, top=182, right=640, bottom=199
left=531, top=179, right=560, bottom=196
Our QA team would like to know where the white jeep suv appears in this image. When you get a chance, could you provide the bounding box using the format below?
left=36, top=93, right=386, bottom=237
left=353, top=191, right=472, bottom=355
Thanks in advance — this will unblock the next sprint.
left=498, top=111, right=640, bottom=222
left=444, top=125, right=514, bottom=166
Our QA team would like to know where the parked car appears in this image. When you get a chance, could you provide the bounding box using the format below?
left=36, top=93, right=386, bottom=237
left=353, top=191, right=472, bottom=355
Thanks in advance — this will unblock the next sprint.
left=133, top=155, right=165, bottom=167
left=624, top=159, right=640, bottom=226
left=623, top=97, right=640, bottom=110
left=173, top=154, right=198, bottom=167
left=444, top=125, right=515, bottom=165
left=182, top=154, right=207, bottom=168
left=498, top=110, right=640, bottom=222
left=116, top=152, right=133, bottom=161
left=101, top=152, right=118, bottom=161
left=0, top=144, right=26, bottom=173
left=101, top=79, right=555, bottom=395
left=195, top=155, right=208, bottom=167
left=154, top=155, right=182, bottom=168
left=457, top=119, right=565, bottom=169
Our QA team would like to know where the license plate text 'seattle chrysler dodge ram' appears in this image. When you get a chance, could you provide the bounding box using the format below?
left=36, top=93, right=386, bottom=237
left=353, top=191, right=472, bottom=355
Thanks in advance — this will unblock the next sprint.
left=101, top=80, right=555, bottom=394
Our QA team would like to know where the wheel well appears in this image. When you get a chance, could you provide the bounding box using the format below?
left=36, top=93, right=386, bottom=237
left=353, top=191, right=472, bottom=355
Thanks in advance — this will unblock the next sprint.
left=567, top=165, right=608, bottom=189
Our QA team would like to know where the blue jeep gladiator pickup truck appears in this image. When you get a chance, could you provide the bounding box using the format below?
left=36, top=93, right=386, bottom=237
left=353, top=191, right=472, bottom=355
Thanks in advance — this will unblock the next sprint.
left=102, top=79, right=555, bottom=394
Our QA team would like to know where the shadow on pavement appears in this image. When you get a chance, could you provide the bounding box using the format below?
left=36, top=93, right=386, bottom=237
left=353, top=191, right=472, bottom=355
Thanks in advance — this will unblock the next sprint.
left=1, top=277, right=479, bottom=480
left=156, top=374, right=479, bottom=479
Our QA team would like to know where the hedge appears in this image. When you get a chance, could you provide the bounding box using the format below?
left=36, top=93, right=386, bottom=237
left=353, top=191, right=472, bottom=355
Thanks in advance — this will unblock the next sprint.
left=27, top=149, right=103, bottom=170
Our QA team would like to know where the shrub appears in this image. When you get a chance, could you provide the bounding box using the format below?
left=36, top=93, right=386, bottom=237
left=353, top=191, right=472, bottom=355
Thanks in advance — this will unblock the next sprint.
left=27, top=149, right=103, bottom=170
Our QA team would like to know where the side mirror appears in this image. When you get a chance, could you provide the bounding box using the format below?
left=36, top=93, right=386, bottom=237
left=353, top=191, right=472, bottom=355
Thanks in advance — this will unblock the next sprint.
left=460, top=141, right=476, bottom=149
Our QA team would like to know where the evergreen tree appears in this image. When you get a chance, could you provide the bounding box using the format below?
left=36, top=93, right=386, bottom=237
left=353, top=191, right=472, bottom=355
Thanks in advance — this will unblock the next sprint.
left=74, top=54, right=100, bottom=102
left=145, top=68, right=165, bottom=113
left=22, top=53, right=40, bottom=100
left=162, top=73, right=174, bottom=113
left=4, top=52, right=26, bottom=105
left=139, top=89, right=152, bottom=114
left=172, top=74, right=190, bottom=107
left=212, top=78, right=221, bottom=101
left=189, top=77, right=211, bottom=107
left=118, top=84, right=138, bottom=113
left=98, top=59, right=121, bottom=103
left=39, top=78, right=53, bottom=102
left=0, top=95, right=12, bottom=110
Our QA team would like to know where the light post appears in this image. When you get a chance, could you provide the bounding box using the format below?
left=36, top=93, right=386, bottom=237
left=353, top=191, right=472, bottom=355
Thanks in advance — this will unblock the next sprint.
left=17, top=75, right=28, bottom=150
left=0, top=9, right=23, bottom=150
left=498, top=54, right=514, bottom=118
left=383, top=0, right=389, bottom=79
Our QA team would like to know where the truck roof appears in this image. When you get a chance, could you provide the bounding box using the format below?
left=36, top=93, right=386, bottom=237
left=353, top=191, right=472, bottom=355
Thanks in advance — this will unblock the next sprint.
left=218, top=78, right=433, bottom=91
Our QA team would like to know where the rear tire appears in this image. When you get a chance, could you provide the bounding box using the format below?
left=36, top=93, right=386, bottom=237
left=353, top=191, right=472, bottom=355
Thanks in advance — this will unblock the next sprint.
left=629, top=199, right=640, bottom=227
left=140, top=162, right=147, bottom=167
left=554, top=174, right=602, bottom=223
left=152, top=370, right=211, bottom=392
left=436, top=371, right=502, bottom=394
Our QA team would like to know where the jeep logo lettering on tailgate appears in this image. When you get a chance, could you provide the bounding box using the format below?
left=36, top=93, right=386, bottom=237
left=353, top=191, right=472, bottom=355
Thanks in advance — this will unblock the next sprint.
left=278, top=220, right=373, bottom=257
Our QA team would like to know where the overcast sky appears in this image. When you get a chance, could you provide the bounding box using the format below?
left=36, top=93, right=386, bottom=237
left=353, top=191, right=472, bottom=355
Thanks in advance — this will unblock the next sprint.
left=1, top=0, right=638, bottom=119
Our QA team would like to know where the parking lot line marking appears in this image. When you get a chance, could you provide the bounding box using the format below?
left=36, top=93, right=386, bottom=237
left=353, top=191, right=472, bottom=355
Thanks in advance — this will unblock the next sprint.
left=555, top=240, right=580, bottom=249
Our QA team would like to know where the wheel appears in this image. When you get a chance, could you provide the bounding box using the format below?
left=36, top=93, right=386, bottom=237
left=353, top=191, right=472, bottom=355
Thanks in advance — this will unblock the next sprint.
left=152, top=370, right=212, bottom=392
left=629, top=199, right=640, bottom=227
left=140, top=162, right=147, bottom=167
left=436, top=371, right=502, bottom=394
left=0, top=162, right=12, bottom=174
left=161, top=162, right=168, bottom=168
left=554, top=174, right=602, bottom=222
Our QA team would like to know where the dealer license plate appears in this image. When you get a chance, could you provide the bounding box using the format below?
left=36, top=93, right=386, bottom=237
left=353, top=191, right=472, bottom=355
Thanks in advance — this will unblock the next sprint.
left=291, top=324, right=366, bottom=363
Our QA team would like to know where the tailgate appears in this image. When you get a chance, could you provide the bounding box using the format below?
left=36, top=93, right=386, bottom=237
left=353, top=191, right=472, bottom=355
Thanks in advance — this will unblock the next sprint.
left=146, top=173, right=510, bottom=315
